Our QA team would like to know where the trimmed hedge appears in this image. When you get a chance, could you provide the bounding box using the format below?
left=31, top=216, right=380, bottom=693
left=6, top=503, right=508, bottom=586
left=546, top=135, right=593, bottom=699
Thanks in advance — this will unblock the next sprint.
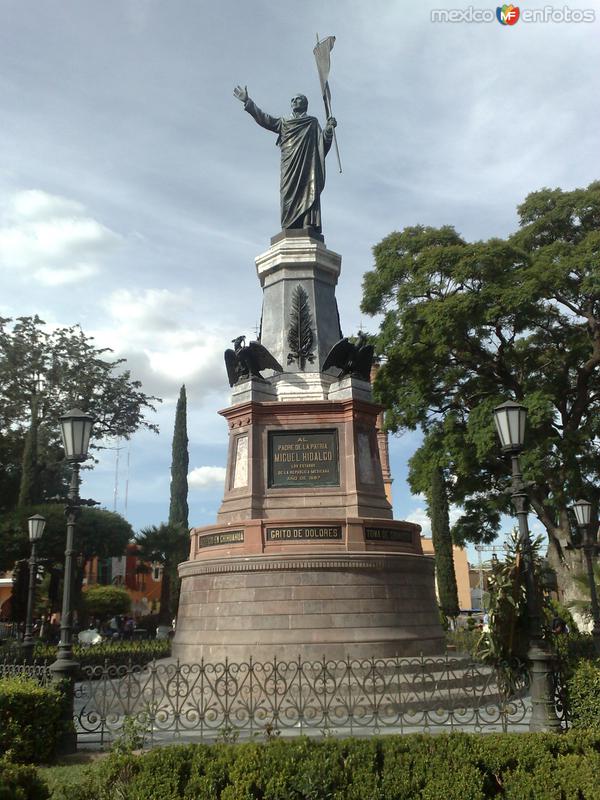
left=32, top=640, right=171, bottom=672
left=568, top=659, right=600, bottom=731
left=0, top=757, right=49, bottom=799
left=0, top=641, right=172, bottom=676
left=36, top=765, right=89, bottom=800
left=41, top=732, right=600, bottom=799
left=0, top=677, right=65, bottom=764
left=554, top=631, right=597, bottom=674
left=3, top=640, right=170, bottom=669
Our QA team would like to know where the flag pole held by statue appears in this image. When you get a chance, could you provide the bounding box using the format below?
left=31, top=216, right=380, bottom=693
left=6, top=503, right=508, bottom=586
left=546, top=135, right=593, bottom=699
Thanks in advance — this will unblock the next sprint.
left=314, top=34, right=342, bottom=174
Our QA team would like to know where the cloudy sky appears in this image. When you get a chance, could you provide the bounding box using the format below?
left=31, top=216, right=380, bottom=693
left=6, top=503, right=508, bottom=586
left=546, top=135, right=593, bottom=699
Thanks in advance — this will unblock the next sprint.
left=1, top=0, right=598, bottom=551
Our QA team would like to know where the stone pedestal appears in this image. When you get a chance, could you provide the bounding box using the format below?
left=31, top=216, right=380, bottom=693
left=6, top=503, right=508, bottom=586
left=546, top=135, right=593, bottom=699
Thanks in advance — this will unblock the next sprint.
left=175, top=550, right=441, bottom=662
left=256, top=230, right=343, bottom=376
left=217, top=395, right=392, bottom=523
left=172, top=231, right=445, bottom=662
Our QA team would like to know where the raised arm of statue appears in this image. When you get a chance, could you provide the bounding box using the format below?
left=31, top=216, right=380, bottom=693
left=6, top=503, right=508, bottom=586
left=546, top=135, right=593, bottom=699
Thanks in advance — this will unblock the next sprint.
left=233, top=85, right=248, bottom=104
left=243, top=99, right=280, bottom=134
left=234, top=86, right=280, bottom=134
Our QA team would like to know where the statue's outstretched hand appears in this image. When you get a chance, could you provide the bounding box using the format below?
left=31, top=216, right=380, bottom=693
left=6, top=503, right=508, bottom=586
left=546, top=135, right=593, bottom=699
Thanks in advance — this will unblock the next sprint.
left=234, top=85, right=248, bottom=104
left=326, top=117, right=337, bottom=131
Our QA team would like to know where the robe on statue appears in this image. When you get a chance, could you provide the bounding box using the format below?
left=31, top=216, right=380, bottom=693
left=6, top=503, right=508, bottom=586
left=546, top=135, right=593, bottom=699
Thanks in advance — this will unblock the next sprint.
left=244, top=99, right=333, bottom=232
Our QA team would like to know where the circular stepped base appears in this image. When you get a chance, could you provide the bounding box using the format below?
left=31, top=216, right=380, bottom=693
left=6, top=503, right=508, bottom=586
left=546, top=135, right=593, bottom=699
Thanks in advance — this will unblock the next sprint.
left=173, top=552, right=444, bottom=663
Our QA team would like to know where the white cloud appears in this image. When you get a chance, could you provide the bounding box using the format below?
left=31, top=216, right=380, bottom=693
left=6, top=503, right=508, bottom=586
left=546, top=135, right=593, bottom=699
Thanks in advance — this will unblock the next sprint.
left=188, top=466, right=226, bottom=489
left=406, top=507, right=431, bottom=537
left=107, top=288, right=193, bottom=332
left=406, top=503, right=462, bottom=539
left=147, top=344, right=221, bottom=384
left=10, top=189, right=85, bottom=221
left=35, top=264, right=98, bottom=286
left=0, top=189, right=120, bottom=285
left=91, top=288, right=229, bottom=399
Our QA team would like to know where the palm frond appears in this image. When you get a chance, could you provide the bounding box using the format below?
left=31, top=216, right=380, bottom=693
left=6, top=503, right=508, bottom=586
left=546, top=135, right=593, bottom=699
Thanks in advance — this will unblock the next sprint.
left=287, top=285, right=315, bottom=370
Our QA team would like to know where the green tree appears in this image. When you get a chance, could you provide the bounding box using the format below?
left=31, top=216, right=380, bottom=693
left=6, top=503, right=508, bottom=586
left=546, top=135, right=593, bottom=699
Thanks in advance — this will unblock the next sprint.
left=0, top=504, right=133, bottom=621
left=0, top=505, right=133, bottom=572
left=566, top=561, right=600, bottom=624
left=429, top=465, right=460, bottom=619
left=0, top=435, right=20, bottom=511
left=135, top=523, right=189, bottom=623
left=168, top=385, right=189, bottom=529
left=0, top=315, right=160, bottom=514
left=83, top=584, right=131, bottom=622
left=168, top=385, right=189, bottom=618
left=476, top=532, right=545, bottom=691
left=16, top=404, right=39, bottom=507
left=361, top=181, right=600, bottom=602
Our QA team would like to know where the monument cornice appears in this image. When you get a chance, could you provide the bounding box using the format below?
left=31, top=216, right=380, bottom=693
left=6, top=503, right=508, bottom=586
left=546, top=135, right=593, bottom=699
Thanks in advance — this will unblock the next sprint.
left=178, top=551, right=432, bottom=577
left=219, top=396, right=385, bottom=424
left=255, top=236, right=342, bottom=287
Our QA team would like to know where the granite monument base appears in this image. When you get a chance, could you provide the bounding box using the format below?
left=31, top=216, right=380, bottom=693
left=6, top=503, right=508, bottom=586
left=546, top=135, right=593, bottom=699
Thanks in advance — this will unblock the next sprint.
left=172, top=514, right=445, bottom=662
left=173, top=550, right=443, bottom=662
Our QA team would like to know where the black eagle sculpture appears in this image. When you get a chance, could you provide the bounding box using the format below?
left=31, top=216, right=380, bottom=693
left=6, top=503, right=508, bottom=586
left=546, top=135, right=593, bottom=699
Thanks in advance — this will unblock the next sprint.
left=224, top=335, right=283, bottom=387
left=322, top=331, right=375, bottom=383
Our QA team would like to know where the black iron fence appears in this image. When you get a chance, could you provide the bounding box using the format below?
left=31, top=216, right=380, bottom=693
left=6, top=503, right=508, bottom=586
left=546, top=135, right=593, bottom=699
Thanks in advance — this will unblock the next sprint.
left=0, top=622, right=19, bottom=642
left=2, top=653, right=571, bottom=746
left=0, top=660, right=52, bottom=684
left=73, top=655, right=535, bottom=746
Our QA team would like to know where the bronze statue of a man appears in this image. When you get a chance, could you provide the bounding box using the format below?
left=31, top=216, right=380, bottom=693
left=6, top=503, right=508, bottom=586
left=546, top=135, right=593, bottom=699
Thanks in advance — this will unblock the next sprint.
left=234, top=86, right=337, bottom=233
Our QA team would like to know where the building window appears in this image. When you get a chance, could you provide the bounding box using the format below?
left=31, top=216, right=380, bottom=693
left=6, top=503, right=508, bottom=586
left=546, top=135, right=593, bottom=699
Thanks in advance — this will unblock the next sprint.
left=98, top=559, right=112, bottom=585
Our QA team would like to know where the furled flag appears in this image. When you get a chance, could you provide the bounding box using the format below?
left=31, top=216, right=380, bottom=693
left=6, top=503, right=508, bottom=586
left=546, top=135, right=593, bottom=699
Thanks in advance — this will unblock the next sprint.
left=313, top=35, right=336, bottom=112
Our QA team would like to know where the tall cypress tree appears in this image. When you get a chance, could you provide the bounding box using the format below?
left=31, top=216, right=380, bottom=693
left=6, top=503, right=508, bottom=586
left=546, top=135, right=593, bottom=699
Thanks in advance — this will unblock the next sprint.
left=17, top=399, right=39, bottom=507
left=169, top=385, right=189, bottom=529
left=428, top=466, right=460, bottom=619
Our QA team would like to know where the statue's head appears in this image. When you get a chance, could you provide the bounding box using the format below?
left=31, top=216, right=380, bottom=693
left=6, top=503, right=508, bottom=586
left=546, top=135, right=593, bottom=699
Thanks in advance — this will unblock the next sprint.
left=291, top=94, right=308, bottom=114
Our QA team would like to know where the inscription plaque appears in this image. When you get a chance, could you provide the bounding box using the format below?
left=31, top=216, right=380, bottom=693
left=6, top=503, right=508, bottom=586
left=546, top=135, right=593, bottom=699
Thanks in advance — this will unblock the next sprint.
left=266, top=525, right=342, bottom=541
left=198, top=530, right=244, bottom=548
left=268, top=430, right=339, bottom=488
left=365, top=527, right=413, bottom=544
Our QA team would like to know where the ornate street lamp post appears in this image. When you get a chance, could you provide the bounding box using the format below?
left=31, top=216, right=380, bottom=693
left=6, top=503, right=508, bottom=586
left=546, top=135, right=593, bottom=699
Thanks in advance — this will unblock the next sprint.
left=50, top=408, right=94, bottom=755
left=493, top=400, right=561, bottom=732
left=571, top=499, right=600, bottom=653
left=22, top=514, right=46, bottom=663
